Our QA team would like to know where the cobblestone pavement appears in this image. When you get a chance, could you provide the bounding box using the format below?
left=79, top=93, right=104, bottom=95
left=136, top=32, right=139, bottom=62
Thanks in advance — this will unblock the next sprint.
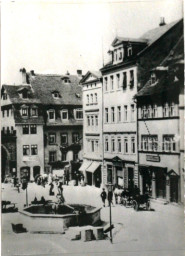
left=2, top=182, right=185, bottom=256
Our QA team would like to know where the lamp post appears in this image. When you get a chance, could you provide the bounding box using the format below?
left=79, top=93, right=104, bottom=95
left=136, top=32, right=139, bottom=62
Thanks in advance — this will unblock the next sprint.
left=106, top=182, right=113, bottom=243
left=21, top=170, right=29, bottom=206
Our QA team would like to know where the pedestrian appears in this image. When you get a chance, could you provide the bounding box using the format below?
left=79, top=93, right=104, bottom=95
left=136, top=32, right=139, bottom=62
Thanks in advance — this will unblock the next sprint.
left=100, top=188, right=107, bottom=207
left=108, top=189, right=113, bottom=206
left=114, top=185, right=119, bottom=204
left=49, top=181, right=54, bottom=196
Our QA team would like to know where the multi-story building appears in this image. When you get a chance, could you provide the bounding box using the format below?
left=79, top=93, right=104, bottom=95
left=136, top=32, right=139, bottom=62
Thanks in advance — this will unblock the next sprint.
left=135, top=35, right=184, bottom=203
left=80, top=71, right=102, bottom=187
left=1, top=82, right=44, bottom=181
left=100, top=18, right=183, bottom=189
left=1, top=69, right=83, bottom=181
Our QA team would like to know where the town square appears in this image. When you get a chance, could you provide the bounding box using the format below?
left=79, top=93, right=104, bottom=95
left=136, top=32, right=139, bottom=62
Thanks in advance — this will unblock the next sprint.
left=1, top=1, right=184, bottom=256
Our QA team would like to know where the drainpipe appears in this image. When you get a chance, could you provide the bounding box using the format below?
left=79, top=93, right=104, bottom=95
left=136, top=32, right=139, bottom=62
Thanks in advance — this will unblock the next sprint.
left=101, top=76, right=104, bottom=187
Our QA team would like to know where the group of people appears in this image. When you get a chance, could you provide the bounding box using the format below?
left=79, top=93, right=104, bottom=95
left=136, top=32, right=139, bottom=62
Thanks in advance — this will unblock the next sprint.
left=100, top=185, right=141, bottom=207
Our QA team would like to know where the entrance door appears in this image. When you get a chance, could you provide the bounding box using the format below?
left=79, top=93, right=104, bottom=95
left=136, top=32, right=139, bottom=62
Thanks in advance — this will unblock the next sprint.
left=128, top=167, right=134, bottom=190
left=156, top=169, right=166, bottom=198
left=116, top=167, right=123, bottom=187
left=170, top=176, right=178, bottom=202
left=142, top=170, right=152, bottom=195
left=94, top=167, right=101, bottom=188
left=86, top=172, right=92, bottom=185
left=33, top=166, right=41, bottom=178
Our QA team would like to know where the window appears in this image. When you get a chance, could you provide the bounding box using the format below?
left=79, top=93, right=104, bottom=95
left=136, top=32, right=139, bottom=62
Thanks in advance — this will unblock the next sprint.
left=114, top=49, right=117, bottom=61
left=169, top=102, right=176, bottom=116
left=163, top=135, right=176, bottom=152
left=119, top=48, right=122, bottom=60
left=30, top=125, right=37, bottom=134
left=48, top=110, right=55, bottom=120
left=7, top=109, right=9, bottom=117
left=23, top=145, right=30, bottom=156
left=105, top=137, right=109, bottom=152
left=87, top=116, right=90, bottom=126
left=32, top=107, right=38, bottom=117
left=117, top=137, right=122, bottom=153
left=31, top=145, right=38, bottom=155
left=104, top=77, right=108, bottom=92
left=62, top=152, right=67, bottom=161
left=91, top=116, right=94, bottom=126
left=22, top=90, right=28, bottom=99
left=75, top=109, right=83, bottom=120
left=90, top=94, right=93, bottom=104
left=2, top=110, right=4, bottom=117
left=117, top=106, right=121, bottom=122
left=151, top=73, right=156, bottom=84
left=95, top=115, right=98, bottom=126
left=111, top=107, right=115, bottom=123
left=141, top=106, right=147, bottom=119
left=61, top=133, right=68, bottom=144
left=52, top=91, right=60, bottom=98
left=23, top=125, right=29, bottom=134
left=110, top=76, right=114, bottom=90
left=73, top=152, right=78, bottom=161
left=49, top=151, right=56, bottom=162
left=91, top=140, right=95, bottom=152
left=153, top=104, right=158, bottom=118
left=116, top=74, right=120, bottom=88
left=73, top=133, right=79, bottom=143
left=95, top=140, right=99, bottom=152
left=22, top=108, right=28, bottom=117
left=111, top=137, right=115, bottom=152
left=61, top=109, right=68, bottom=120
left=124, top=105, right=128, bottom=121
left=131, top=104, right=135, bottom=121
left=163, top=103, right=169, bottom=117
left=141, top=135, right=148, bottom=151
left=141, top=135, right=158, bottom=151
left=3, top=93, right=7, bottom=100
left=87, top=95, right=89, bottom=104
left=131, top=137, right=135, bottom=153
left=147, top=105, right=153, bottom=118
left=124, top=137, right=128, bottom=153
left=49, top=133, right=56, bottom=145
left=130, top=70, right=134, bottom=88
left=123, top=72, right=127, bottom=89
left=128, top=47, right=132, bottom=57
left=105, top=108, right=109, bottom=123
left=95, top=93, right=98, bottom=103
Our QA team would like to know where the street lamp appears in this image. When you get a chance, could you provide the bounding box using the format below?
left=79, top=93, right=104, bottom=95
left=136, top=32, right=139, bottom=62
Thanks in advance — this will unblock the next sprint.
left=106, top=182, right=114, bottom=243
left=21, top=170, right=29, bottom=206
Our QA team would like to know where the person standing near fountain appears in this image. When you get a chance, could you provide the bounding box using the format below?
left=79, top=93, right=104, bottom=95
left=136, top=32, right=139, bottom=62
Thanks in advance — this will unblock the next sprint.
left=49, top=181, right=54, bottom=196
left=57, top=182, right=65, bottom=204
left=100, top=188, right=107, bottom=207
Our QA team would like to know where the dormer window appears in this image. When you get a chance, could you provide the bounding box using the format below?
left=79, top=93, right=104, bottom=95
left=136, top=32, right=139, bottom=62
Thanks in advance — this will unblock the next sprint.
left=76, top=93, right=80, bottom=98
left=48, top=109, right=55, bottom=122
left=114, top=49, right=117, bottom=61
left=52, top=91, right=60, bottom=99
left=21, top=105, right=29, bottom=117
left=61, top=76, right=71, bottom=84
left=75, top=109, right=83, bottom=120
left=18, top=88, right=29, bottom=99
left=61, top=109, right=68, bottom=120
left=2, top=93, right=7, bottom=100
left=151, top=73, right=157, bottom=84
left=31, top=106, right=38, bottom=117
left=127, top=46, right=132, bottom=57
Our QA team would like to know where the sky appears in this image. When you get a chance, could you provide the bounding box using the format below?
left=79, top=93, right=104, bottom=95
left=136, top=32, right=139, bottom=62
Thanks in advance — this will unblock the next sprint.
left=1, top=0, right=183, bottom=84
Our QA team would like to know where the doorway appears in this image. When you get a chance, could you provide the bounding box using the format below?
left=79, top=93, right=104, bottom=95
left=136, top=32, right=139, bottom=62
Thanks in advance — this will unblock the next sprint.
left=170, top=175, right=179, bottom=202
left=128, top=167, right=134, bottom=190
left=94, top=167, right=101, bottom=188
left=33, top=166, right=41, bottom=178
left=156, top=169, right=166, bottom=198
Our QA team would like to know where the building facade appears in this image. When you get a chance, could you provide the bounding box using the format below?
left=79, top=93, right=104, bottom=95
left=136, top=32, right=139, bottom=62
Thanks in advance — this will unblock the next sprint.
left=136, top=35, right=184, bottom=203
left=1, top=69, right=83, bottom=181
left=80, top=71, right=103, bottom=187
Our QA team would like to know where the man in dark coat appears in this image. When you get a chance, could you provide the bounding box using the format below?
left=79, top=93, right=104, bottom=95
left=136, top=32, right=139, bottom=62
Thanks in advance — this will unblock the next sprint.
left=108, top=189, right=113, bottom=206
left=100, top=188, right=107, bottom=207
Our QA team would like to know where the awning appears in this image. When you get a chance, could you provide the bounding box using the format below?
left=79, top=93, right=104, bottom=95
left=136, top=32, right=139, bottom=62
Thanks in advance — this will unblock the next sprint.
left=79, top=160, right=92, bottom=172
left=86, top=161, right=101, bottom=173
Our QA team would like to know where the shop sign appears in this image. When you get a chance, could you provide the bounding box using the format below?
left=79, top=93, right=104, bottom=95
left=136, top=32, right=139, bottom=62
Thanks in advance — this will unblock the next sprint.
left=146, top=155, right=160, bottom=162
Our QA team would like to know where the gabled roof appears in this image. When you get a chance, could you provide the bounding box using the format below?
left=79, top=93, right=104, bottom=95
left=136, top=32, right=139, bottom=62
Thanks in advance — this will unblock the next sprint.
left=80, top=70, right=102, bottom=84
left=30, top=74, right=82, bottom=105
left=138, top=19, right=182, bottom=55
left=2, top=85, right=41, bottom=104
left=111, top=36, right=147, bottom=46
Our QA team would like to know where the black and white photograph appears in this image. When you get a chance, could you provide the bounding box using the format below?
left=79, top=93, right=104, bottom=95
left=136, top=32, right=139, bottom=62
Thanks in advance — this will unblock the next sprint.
left=1, top=0, right=184, bottom=255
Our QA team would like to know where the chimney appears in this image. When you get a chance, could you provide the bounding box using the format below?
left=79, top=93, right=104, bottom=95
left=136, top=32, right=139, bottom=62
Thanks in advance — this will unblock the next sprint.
left=159, top=17, right=166, bottom=26
left=30, top=70, right=35, bottom=76
left=77, top=70, right=82, bottom=77
left=20, top=68, right=27, bottom=84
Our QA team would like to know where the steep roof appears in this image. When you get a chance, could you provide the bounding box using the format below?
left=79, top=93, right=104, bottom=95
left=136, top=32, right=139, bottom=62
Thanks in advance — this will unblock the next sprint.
left=80, top=70, right=102, bottom=84
left=138, top=19, right=182, bottom=55
left=2, top=85, right=41, bottom=104
left=30, top=74, right=82, bottom=106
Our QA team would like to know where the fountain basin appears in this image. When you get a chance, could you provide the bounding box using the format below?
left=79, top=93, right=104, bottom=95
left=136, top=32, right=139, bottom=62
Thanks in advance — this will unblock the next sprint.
left=19, top=204, right=101, bottom=233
